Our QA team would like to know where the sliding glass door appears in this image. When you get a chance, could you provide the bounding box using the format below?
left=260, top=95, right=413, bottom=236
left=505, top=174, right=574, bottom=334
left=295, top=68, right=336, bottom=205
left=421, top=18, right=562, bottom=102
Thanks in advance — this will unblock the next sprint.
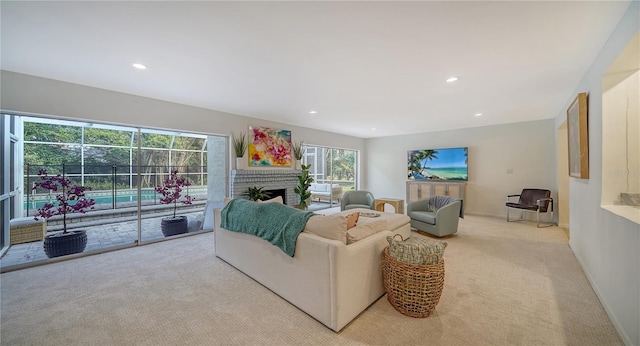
left=137, top=129, right=209, bottom=242
left=1, top=114, right=226, bottom=270
left=1, top=114, right=21, bottom=256
left=302, top=145, right=358, bottom=209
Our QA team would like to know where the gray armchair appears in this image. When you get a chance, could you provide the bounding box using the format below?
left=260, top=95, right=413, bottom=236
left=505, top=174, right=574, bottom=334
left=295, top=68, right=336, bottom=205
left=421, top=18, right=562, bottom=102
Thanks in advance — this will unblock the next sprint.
left=407, top=196, right=463, bottom=237
left=340, top=190, right=375, bottom=211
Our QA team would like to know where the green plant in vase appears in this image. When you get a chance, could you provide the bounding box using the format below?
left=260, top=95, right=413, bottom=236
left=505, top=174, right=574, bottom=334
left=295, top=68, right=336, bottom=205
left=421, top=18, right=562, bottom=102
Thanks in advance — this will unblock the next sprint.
left=292, top=140, right=305, bottom=169
left=295, top=164, right=314, bottom=209
left=292, top=140, right=305, bottom=160
left=243, top=186, right=272, bottom=201
left=232, top=131, right=248, bottom=169
left=232, top=131, right=248, bottom=158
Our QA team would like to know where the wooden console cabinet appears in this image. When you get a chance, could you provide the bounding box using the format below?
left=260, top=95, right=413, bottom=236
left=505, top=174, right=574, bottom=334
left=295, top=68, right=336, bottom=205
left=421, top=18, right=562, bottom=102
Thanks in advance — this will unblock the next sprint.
left=406, top=180, right=466, bottom=204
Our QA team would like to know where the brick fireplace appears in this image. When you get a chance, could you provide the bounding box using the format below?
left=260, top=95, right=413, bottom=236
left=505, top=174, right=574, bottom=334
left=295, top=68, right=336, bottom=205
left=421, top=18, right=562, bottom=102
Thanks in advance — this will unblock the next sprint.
left=230, top=169, right=301, bottom=207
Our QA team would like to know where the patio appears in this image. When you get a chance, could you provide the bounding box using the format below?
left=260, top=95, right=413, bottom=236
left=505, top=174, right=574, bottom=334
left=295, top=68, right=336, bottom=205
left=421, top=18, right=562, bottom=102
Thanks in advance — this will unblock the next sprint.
left=1, top=200, right=337, bottom=270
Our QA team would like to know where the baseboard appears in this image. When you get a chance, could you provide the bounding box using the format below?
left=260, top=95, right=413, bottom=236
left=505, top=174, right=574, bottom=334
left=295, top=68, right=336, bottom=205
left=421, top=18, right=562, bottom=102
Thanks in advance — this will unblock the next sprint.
left=569, top=244, right=633, bottom=345
left=464, top=211, right=503, bottom=219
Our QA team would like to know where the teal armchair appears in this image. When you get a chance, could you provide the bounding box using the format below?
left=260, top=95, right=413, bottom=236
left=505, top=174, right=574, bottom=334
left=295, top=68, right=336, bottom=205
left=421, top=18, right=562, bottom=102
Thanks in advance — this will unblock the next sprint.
left=407, top=196, right=463, bottom=237
left=340, top=190, right=375, bottom=211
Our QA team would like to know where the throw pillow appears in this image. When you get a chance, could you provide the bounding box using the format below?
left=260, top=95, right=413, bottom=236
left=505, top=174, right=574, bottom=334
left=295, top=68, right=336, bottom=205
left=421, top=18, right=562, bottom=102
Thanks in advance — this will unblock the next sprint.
left=346, top=212, right=360, bottom=229
left=257, top=196, right=284, bottom=204
left=347, top=219, right=387, bottom=244
left=187, top=214, right=203, bottom=232
left=304, top=214, right=348, bottom=244
left=386, top=235, right=447, bottom=265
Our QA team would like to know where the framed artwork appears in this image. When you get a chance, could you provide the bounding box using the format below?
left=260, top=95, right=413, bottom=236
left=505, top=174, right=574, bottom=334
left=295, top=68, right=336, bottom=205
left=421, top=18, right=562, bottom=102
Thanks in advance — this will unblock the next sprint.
left=567, top=92, right=589, bottom=179
left=248, top=126, right=293, bottom=167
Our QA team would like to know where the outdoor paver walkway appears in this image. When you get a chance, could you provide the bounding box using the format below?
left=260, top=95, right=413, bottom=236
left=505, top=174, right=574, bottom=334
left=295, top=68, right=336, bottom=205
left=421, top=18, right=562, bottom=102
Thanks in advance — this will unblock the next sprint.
left=1, top=211, right=205, bottom=268
left=1, top=200, right=338, bottom=270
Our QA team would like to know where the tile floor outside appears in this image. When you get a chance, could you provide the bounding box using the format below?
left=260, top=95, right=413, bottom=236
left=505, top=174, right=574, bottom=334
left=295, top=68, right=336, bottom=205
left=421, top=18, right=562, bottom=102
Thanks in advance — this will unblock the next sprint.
left=1, top=200, right=340, bottom=270
left=1, top=210, right=207, bottom=268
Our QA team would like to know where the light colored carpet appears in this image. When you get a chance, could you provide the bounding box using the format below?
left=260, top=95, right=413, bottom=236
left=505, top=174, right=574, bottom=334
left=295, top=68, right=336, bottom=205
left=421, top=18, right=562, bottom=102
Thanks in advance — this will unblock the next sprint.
left=0, top=215, right=622, bottom=345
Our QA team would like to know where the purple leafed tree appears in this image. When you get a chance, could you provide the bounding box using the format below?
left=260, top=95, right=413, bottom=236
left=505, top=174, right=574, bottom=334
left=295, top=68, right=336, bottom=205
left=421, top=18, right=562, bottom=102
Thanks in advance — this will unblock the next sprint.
left=155, top=169, right=194, bottom=218
left=32, top=169, right=96, bottom=233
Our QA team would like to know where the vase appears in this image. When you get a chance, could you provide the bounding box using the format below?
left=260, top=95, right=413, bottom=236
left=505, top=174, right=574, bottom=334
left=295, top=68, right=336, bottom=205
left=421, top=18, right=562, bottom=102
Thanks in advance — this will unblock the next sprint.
left=43, top=230, right=88, bottom=258
left=236, top=157, right=246, bottom=170
left=295, top=160, right=302, bottom=170
left=161, top=216, right=189, bottom=237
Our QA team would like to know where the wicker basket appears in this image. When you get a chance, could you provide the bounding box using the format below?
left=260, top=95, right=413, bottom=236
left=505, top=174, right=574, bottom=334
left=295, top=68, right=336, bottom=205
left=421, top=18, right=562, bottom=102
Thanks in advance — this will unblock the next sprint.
left=382, top=247, right=445, bottom=318
left=10, top=219, right=46, bottom=245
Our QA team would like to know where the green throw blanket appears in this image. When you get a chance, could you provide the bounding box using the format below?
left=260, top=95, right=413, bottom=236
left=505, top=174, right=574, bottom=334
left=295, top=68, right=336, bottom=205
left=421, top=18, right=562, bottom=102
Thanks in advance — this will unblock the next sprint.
left=220, top=199, right=314, bottom=257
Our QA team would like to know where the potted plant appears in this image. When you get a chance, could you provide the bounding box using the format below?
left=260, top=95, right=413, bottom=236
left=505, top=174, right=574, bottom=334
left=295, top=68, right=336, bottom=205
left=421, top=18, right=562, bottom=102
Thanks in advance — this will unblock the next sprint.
left=243, top=186, right=272, bottom=201
left=32, top=169, right=96, bottom=258
left=295, top=164, right=314, bottom=209
left=155, top=169, right=194, bottom=237
left=292, top=140, right=304, bottom=169
left=232, top=131, right=248, bottom=169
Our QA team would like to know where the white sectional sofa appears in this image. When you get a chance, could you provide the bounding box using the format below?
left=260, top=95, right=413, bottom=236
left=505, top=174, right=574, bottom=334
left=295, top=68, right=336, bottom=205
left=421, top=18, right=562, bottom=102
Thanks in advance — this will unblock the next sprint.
left=309, top=183, right=343, bottom=202
left=214, top=207, right=410, bottom=331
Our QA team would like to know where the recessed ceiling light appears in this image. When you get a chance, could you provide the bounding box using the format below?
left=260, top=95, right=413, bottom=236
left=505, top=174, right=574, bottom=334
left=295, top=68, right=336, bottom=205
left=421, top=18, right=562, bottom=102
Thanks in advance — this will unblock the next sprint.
left=371, top=127, right=377, bottom=131
left=446, top=77, right=459, bottom=83
left=132, top=63, right=147, bottom=70
left=309, top=110, right=317, bottom=114
left=474, top=113, right=483, bottom=117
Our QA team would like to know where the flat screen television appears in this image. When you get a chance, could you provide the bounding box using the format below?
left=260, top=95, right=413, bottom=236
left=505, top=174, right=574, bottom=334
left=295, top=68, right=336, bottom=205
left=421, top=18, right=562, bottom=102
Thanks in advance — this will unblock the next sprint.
left=407, top=147, right=468, bottom=181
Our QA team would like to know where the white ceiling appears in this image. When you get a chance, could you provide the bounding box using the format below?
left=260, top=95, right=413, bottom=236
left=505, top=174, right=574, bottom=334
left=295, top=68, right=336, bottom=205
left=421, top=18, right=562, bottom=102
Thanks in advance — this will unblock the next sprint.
left=0, top=1, right=631, bottom=138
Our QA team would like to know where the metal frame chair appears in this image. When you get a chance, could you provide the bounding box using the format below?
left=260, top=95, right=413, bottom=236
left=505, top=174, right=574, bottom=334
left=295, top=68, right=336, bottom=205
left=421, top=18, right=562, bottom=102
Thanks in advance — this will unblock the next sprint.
left=506, top=188, right=554, bottom=228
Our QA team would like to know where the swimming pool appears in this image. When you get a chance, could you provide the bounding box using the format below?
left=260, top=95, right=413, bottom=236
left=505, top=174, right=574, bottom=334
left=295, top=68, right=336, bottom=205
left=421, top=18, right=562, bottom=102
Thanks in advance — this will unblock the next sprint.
left=24, top=187, right=208, bottom=211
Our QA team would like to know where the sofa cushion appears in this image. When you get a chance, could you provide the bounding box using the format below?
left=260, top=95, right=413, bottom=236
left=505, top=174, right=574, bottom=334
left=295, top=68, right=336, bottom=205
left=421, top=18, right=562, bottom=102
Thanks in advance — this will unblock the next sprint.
left=347, top=219, right=387, bottom=244
left=344, top=204, right=371, bottom=210
left=312, top=183, right=328, bottom=193
left=304, top=215, right=348, bottom=244
left=408, top=211, right=436, bottom=225
left=187, top=214, right=204, bottom=232
left=386, top=235, right=447, bottom=265
left=346, top=212, right=359, bottom=229
left=338, top=208, right=410, bottom=231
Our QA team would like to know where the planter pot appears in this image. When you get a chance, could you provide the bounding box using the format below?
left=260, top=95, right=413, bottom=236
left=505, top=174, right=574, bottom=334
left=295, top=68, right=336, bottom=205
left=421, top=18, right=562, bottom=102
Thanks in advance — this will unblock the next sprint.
left=43, top=230, right=88, bottom=258
left=236, top=157, right=246, bottom=170
left=161, top=216, right=188, bottom=237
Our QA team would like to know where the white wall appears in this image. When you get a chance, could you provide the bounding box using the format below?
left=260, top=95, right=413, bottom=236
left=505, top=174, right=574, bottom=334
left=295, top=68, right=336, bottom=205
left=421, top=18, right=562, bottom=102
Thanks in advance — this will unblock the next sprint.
left=554, top=2, right=639, bottom=344
left=365, top=119, right=556, bottom=218
left=603, top=70, right=639, bottom=205
left=0, top=71, right=365, bottom=154
left=556, top=122, right=570, bottom=231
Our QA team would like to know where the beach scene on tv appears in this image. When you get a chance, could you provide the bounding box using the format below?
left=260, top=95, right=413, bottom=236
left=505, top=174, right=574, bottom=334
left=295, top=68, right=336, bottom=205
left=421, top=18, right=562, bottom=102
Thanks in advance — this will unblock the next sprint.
left=407, top=147, right=468, bottom=181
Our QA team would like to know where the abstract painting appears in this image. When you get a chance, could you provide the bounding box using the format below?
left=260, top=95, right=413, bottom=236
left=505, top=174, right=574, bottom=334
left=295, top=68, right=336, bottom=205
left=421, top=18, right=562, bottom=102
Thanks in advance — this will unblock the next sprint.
left=248, top=126, right=293, bottom=167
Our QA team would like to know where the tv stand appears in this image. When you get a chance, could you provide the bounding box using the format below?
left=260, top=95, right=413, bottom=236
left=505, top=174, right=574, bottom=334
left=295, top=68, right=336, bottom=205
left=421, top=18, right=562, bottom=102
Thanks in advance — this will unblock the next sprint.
left=406, top=180, right=466, bottom=205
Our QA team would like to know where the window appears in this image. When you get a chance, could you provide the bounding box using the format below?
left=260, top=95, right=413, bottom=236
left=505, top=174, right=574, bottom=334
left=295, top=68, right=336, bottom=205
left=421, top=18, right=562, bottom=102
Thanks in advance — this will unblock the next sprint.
left=302, top=144, right=358, bottom=208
